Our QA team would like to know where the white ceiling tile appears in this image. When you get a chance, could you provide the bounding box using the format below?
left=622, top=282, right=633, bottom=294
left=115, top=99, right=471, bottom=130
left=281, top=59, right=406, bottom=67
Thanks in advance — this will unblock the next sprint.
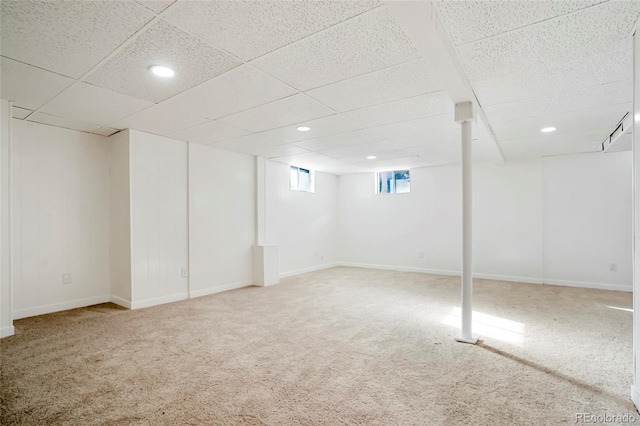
left=256, top=144, right=310, bottom=159
left=457, top=1, right=640, bottom=82
left=344, top=92, right=453, bottom=128
left=269, top=152, right=339, bottom=169
left=1, top=57, right=75, bottom=110
left=484, top=80, right=632, bottom=124
left=110, top=102, right=209, bottom=136
left=218, top=94, right=334, bottom=133
left=542, top=140, right=602, bottom=157
left=264, top=114, right=362, bottom=143
left=211, top=132, right=291, bottom=155
left=406, top=143, right=460, bottom=157
left=391, top=129, right=462, bottom=148
left=253, top=7, right=420, bottom=91
left=341, top=149, right=411, bottom=164
left=40, top=82, right=154, bottom=127
left=437, top=0, right=604, bottom=46
left=294, top=129, right=384, bottom=152
left=86, top=20, right=242, bottom=103
left=491, top=103, right=630, bottom=141
left=0, top=0, right=154, bottom=78
left=165, top=65, right=297, bottom=120
left=12, top=107, right=32, bottom=120
left=27, top=112, right=100, bottom=133
left=370, top=114, right=457, bottom=140
left=135, top=0, right=176, bottom=14
left=164, top=0, right=381, bottom=61
left=354, top=156, right=430, bottom=171
left=168, top=120, right=250, bottom=145
left=473, top=48, right=632, bottom=107
left=92, top=127, right=121, bottom=137
left=305, top=60, right=441, bottom=112
left=321, top=140, right=399, bottom=159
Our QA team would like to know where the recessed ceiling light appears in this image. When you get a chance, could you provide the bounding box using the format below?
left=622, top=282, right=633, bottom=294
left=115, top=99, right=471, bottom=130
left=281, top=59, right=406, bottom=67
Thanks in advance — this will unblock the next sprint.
left=149, top=65, right=175, bottom=78
left=297, top=126, right=311, bottom=132
left=367, top=155, right=376, bottom=160
left=541, top=127, right=556, bottom=133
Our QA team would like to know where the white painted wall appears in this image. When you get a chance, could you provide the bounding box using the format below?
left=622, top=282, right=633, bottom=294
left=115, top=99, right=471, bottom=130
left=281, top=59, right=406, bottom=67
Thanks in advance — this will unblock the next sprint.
left=338, top=160, right=544, bottom=282
left=188, top=143, right=254, bottom=297
left=11, top=120, right=110, bottom=319
left=0, top=101, right=13, bottom=337
left=129, top=130, right=188, bottom=309
left=108, top=130, right=132, bottom=308
left=338, top=153, right=631, bottom=290
left=543, top=152, right=632, bottom=290
left=266, top=160, right=339, bottom=276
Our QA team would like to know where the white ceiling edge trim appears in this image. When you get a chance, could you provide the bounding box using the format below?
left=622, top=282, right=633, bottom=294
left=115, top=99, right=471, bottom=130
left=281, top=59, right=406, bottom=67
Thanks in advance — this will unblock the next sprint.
left=384, top=0, right=504, bottom=165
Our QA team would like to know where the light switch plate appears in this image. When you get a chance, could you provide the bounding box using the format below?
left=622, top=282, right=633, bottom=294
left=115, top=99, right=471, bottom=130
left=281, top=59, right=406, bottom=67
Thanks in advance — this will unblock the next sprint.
left=62, top=273, right=72, bottom=284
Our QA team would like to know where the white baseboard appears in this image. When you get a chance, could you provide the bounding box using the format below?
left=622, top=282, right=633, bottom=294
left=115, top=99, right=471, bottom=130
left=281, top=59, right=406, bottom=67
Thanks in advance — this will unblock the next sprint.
left=337, top=262, right=628, bottom=291
left=190, top=280, right=253, bottom=298
left=110, top=295, right=132, bottom=309
left=632, top=385, right=640, bottom=413
left=338, top=263, right=539, bottom=282
left=543, top=278, right=631, bottom=292
left=1, top=325, right=14, bottom=338
left=131, top=292, right=189, bottom=310
left=279, top=262, right=339, bottom=279
left=13, top=295, right=111, bottom=320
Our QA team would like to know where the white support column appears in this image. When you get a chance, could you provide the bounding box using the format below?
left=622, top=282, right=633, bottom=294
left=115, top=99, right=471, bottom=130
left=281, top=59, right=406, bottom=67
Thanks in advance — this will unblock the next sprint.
left=455, top=102, right=478, bottom=345
left=252, top=156, right=279, bottom=287
left=631, top=20, right=640, bottom=410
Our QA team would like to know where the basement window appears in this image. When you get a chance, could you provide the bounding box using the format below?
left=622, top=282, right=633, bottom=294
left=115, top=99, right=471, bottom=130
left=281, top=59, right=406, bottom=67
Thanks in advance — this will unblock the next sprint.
left=290, top=166, right=314, bottom=192
left=376, top=170, right=410, bottom=194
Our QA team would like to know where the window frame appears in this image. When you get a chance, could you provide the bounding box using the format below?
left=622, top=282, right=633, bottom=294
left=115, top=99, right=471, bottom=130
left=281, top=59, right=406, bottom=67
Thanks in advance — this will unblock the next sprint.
left=375, top=169, right=410, bottom=195
left=289, top=165, right=315, bottom=193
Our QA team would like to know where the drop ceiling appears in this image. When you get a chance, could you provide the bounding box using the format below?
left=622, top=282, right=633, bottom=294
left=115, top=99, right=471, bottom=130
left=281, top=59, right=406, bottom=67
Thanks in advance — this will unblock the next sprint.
left=1, top=0, right=638, bottom=174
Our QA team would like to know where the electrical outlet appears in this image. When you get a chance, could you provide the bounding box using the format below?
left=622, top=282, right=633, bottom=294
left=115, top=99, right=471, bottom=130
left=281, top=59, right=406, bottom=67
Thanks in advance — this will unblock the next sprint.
left=418, top=252, right=424, bottom=259
left=62, top=273, right=72, bottom=284
left=181, top=268, right=188, bottom=278
left=609, top=263, right=617, bottom=272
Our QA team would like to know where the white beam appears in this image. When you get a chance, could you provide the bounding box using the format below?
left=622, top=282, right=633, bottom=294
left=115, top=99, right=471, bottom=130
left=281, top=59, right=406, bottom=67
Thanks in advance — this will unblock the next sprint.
left=384, top=1, right=504, bottom=165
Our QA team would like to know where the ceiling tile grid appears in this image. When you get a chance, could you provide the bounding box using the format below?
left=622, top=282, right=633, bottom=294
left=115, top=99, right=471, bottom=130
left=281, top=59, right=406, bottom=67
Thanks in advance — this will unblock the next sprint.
left=0, top=0, right=154, bottom=78
left=391, top=129, right=462, bottom=149
left=135, top=0, right=176, bottom=15
left=163, top=65, right=297, bottom=121
left=39, top=82, right=154, bottom=127
left=12, top=107, right=33, bottom=120
left=86, top=20, right=242, bottom=103
left=483, top=80, right=632, bottom=125
left=456, top=1, right=640, bottom=83
left=293, top=129, right=385, bottom=152
left=164, top=0, right=381, bottom=61
left=319, top=140, right=400, bottom=159
left=473, top=48, right=632, bottom=107
left=110, top=102, right=209, bottom=136
left=168, top=120, right=251, bottom=145
left=218, top=94, right=334, bottom=133
left=371, top=114, right=458, bottom=141
left=344, top=91, right=453, bottom=128
left=252, top=7, right=420, bottom=91
left=26, top=112, right=101, bottom=133
left=491, top=104, right=631, bottom=141
left=0, top=57, right=75, bottom=111
left=259, top=114, right=363, bottom=144
left=305, top=59, right=442, bottom=112
left=437, top=0, right=604, bottom=47
left=92, top=127, right=122, bottom=137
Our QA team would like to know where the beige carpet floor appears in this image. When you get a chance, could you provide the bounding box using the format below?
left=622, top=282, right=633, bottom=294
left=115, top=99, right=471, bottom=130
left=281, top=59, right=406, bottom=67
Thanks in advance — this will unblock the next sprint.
left=0, top=267, right=636, bottom=425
